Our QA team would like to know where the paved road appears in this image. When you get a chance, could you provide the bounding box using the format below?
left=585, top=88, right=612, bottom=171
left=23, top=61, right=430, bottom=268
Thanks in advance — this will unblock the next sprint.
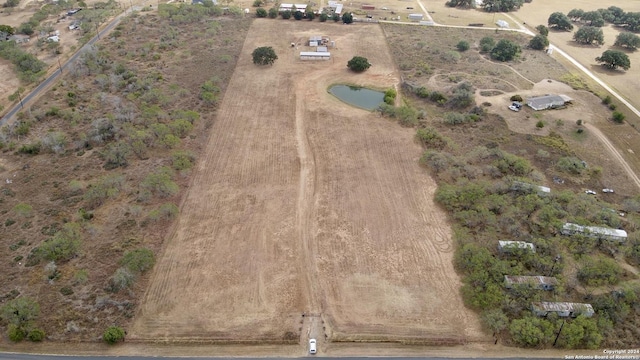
left=0, top=355, right=539, bottom=360
left=0, top=7, right=136, bottom=126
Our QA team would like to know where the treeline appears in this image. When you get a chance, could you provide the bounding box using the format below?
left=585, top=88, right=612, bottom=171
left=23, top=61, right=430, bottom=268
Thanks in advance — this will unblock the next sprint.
left=0, top=41, right=46, bottom=83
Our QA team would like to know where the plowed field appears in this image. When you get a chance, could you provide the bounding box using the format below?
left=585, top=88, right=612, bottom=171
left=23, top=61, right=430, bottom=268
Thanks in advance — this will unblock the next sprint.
left=131, top=20, right=484, bottom=345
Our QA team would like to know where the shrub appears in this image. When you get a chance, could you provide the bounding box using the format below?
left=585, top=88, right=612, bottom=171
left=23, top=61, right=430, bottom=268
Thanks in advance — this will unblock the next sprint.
left=139, top=167, right=179, bottom=200
left=480, top=36, right=495, bottom=52
left=171, top=150, right=195, bottom=171
left=120, top=248, right=155, bottom=274
left=39, top=223, right=82, bottom=262
left=428, top=91, right=447, bottom=104
left=7, top=324, right=27, bottom=342
left=148, top=202, right=179, bottom=221
left=602, top=95, right=612, bottom=105
left=416, top=128, right=448, bottom=150
left=556, top=156, right=586, bottom=175
left=510, top=95, right=523, bottom=102
left=536, top=120, right=545, bottom=128
left=1, top=297, right=40, bottom=327
left=109, top=267, right=135, bottom=292
left=103, top=326, right=125, bottom=344
left=13, top=203, right=33, bottom=217
left=268, top=7, right=278, bottom=18
left=28, top=328, right=45, bottom=342
left=18, top=142, right=41, bottom=155
left=456, top=40, right=470, bottom=51
left=256, top=8, right=267, bottom=17
left=577, top=257, right=622, bottom=286
left=612, top=111, right=625, bottom=123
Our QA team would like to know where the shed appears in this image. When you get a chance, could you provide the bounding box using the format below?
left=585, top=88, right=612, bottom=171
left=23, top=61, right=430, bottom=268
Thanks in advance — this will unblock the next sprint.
left=361, top=4, right=375, bottom=10
left=408, top=13, right=424, bottom=21
left=504, top=276, right=558, bottom=290
left=300, top=51, right=330, bottom=60
left=561, top=222, right=627, bottom=243
left=498, top=240, right=536, bottom=253
left=309, top=41, right=318, bottom=47
left=8, top=34, right=31, bottom=44
left=495, top=19, right=509, bottom=28
left=317, top=46, right=328, bottom=52
left=526, top=94, right=567, bottom=111
left=328, top=1, right=343, bottom=14
left=511, top=181, right=551, bottom=196
left=531, top=302, right=594, bottom=318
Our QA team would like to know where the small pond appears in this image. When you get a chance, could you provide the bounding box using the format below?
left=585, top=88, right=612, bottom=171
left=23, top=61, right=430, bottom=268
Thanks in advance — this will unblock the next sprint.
left=328, top=85, right=385, bottom=110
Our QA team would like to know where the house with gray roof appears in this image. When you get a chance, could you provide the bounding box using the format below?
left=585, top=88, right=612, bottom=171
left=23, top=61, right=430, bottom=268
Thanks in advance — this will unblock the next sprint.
left=526, top=94, right=572, bottom=111
left=561, top=222, right=627, bottom=243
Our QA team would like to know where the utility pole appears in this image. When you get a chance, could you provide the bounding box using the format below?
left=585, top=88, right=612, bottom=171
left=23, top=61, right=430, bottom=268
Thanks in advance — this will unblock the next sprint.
left=57, top=55, right=63, bottom=73
left=17, top=91, right=24, bottom=110
left=553, top=319, right=565, bottom=346
left=549, top=255, right=561, bottom=276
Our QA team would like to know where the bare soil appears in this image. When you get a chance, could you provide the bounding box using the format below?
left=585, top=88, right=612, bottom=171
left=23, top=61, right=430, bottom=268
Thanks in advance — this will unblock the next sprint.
left=131, top=19, right=484, bottom=346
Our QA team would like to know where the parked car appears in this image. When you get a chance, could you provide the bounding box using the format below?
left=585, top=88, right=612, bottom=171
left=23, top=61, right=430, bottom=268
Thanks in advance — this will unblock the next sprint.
left=508, top=102, right=522, bottom=112
left=309, top=339, right=317, bottom=354
left=602, top=188, right=614, bottom=193
left=585, top=190, right=597, bottom=195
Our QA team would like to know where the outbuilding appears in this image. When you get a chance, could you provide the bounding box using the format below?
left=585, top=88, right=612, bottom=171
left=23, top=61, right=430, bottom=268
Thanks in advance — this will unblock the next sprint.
left=504, top=276, right=558, bottom=290
left=300, top=51, right=330, bottom=60
left=531, top=302, right=594, bottom=318
left=408, top=13, right=424, bottom=21
left=561, top=222, right=627, bottom=243
left=498, top=240, right=536, bottom=253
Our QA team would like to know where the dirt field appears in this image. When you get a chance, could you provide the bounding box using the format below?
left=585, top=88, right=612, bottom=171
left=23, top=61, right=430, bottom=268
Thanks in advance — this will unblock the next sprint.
left=131, top=19, right=484, bottom=346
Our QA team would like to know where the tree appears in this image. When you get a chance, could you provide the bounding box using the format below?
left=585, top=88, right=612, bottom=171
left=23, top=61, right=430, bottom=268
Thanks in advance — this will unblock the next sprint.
left=293, top=10, right=303, bottom=20
left=0, top=24, right=15, bottom=36
left=2, top=0, right=19, bottom=7
left=481, top=308, right=509, bottom=335
left=456, top=40, right=470, bottom=51
left=536, top=24, right=549, bottom=36
left=306, top=8, right=315, bottom=20
left=573, top=26, right=604, bottom=45
left=103, top=326, right=125, bottom=344
left=509, top=316, right=554, bottom=347
left=612, top=111, right=626, bottom=123
left=622, top=12, right=640, bottom=32
left=481, top=0, right=523, bottom=12
left=319, top=13, right=328, bottom=22
left=120, top=248, right=155, bottom=274
left=446, top=0, right=474, bottom=8
left=567, top=8, right=584, bottom=21
left=615, top=32, right=640, bottom=50
left=347, top=56, right=371, bottom=72
left=529, top=34, right=549, bottom=50
left=252, top=46, right=278, bottom=65
left=608, top=6, right=625, bottom=24
left=582, top=11, right=605, bottom=27
left=548, top=12, right=573, bottom=31
left=341, top=12, right=353, bottom=24
left=255, top=7, right=267, bottom=17
left=490, top=39, right=520, bottom=61
left=268, top=7, right=278, bottom=18
left=1, top=297, right=39, bottom=327
left=281, top=9, right=291, bottom=19
left=596, top=50, right=631, bottom=70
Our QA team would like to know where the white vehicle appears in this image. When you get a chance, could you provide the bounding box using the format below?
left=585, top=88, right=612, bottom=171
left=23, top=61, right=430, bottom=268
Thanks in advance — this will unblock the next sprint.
left=585, top=190, right=596, bottom=195
left=309, top=339, right=317, bottom=354
left=602, top=188, right=614, bottom=193
left=508, top=105, right=520, bottom=112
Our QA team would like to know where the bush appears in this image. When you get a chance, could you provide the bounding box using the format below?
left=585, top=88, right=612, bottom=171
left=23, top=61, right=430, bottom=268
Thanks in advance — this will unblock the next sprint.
left=416, top=128, right=448, bottom=149
left=255, top=7, right=267, bottom=17
left=7, top=324, right=27, bottom=342
left=602, top=95, right=612, bottom=105
left=268, top=7, right=278, bottom=18
left=281, top=9, right=291, bottom=19
left=171, top=150, right=195, bottom=171
left=578, top=257, right=622, bottom=286
left=556, top=156, right=586, bottom=175
left=109, top=267, right=135, bottom=292
left=120, top=248, right=155, bottom=274
left=456, top=40, right=470, bottom=51
left=612, top=111, right=625, bottom=123
left=510, top=95, right=523, bottom=102
left=1, top=297, right=39, bottom=327
left=139, top=167, right=179, bottom=200
left=38, top=223, right=82, bottom=262
left=103, top=326, right=125, bottom=344
left=28, top=328, right=45, bottom=342
left=479, top=36, right=495, bottom=52
left=536, top=120, right=545, bottom=128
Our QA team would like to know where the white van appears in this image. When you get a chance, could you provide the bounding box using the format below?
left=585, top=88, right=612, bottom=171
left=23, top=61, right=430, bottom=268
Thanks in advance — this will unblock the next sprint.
left=309, top=338, right=317, bottom=354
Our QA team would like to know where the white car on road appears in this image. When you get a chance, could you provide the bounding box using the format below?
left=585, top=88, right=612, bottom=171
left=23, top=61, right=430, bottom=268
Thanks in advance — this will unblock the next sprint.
left=585, top=190, right=597, bottom=195
left=309, top=339, right=317, bottom=354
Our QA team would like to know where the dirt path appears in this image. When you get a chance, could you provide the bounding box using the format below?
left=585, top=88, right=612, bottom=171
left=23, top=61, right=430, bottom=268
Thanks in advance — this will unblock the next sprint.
left=585, top=123, right=640, bottom=190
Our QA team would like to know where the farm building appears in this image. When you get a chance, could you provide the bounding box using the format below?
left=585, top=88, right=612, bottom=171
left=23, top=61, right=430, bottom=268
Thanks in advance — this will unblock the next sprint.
left=8, top=34, right=31, bottom=44
left=279, top=3, right=307, bottom=12
left=504, top=276, right=558, bottom=290
left=561, top=222, right=627, bottom=242
left=408, top=13, right=424, bottom=21
left=300, top=51, right=331, bottom=60
left=309, top=36, right=329, bottom=46
left=531, top=302, right=594, bottom=318
left=317, top=46, right=328, bottom=52
left=526, top=94, right=572, bottom=111
left=327, top=1, right=343, bottom=14
left=361, top=4, right=375, bottom=10
left=495, top=19, right=509, bottom=28
left=498, top=240, right=536, bottom=253
left=511, top=181, right=551, bottom=196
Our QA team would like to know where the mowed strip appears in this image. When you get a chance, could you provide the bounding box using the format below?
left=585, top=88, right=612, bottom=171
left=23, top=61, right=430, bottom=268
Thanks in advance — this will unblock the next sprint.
left=131, top=21, right=304, bottom=340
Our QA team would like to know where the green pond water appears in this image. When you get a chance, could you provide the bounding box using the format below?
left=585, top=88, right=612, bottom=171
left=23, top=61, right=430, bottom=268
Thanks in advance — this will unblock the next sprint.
left=329, top=85, right=385, bottom=110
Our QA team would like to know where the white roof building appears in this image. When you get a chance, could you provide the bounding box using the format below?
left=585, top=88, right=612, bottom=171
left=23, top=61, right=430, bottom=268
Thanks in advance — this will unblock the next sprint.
left=498, top=240, right=536, bottom=253
left=532, top=302, right=594, bottom=318
left=561, top=222, right=627, bottom=242
left=504, top=275, right=558, bottom=290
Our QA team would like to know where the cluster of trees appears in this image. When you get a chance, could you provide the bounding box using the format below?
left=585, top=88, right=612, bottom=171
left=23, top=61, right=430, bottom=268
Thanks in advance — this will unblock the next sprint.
left=446, top=0, right=529, bottom=12
left=268, top=7, right=350, bottom=23
left=0, top=297, right=45, bottom=342
left=550, top=7, right=640, bottom=33
left=252, top=46, right=277, bottom=65
left=0, top=41, right=47, bottom=83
